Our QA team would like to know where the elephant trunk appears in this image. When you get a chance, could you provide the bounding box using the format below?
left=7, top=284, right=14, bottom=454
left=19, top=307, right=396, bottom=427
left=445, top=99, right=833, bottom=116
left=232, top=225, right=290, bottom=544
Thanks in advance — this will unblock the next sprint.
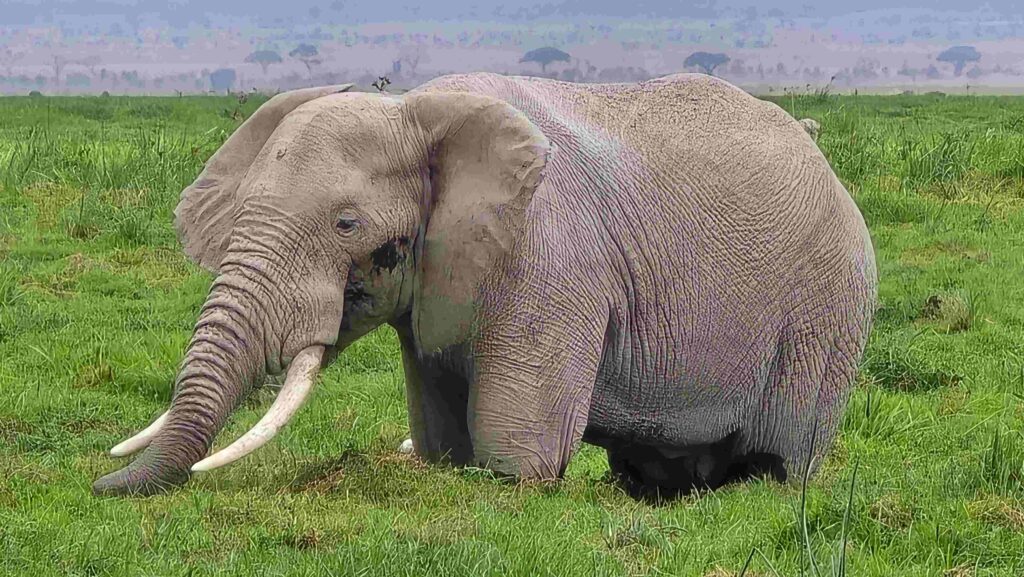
left=93, top=276, right=280, bottom=496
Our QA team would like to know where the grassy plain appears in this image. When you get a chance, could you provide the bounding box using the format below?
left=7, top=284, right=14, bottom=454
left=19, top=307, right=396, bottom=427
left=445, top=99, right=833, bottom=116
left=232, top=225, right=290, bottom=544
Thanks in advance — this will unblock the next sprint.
left=1, top=89, right=1023, bottom=576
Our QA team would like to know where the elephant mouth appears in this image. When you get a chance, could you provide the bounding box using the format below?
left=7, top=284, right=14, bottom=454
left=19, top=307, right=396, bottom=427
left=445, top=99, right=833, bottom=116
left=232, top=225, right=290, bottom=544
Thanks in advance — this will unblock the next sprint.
left=340, top=272, right=375, bottom=332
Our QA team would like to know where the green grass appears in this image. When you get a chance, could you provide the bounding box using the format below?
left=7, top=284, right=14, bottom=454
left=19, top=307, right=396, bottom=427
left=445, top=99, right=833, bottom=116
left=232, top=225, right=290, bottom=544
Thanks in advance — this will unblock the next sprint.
left=2, top=91, right=1024, bottom=576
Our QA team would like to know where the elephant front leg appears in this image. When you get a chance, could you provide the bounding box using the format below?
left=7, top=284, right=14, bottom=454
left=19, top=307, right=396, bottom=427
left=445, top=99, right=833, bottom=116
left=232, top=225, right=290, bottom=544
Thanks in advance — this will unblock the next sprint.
left=468, top=317, right=605, bottom=480
left=393, top=322, right=473, bottom=465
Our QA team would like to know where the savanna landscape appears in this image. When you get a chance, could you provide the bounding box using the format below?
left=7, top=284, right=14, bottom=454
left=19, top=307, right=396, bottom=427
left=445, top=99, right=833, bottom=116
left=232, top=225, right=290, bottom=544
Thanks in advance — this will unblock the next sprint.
left=4, top=1, right=1024, bottom=97
left=0, top=83, right=1023, bottom=576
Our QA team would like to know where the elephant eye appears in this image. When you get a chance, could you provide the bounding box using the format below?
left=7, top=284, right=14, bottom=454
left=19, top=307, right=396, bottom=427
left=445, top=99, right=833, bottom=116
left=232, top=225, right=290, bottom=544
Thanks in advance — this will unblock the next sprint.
left=336, top=217, right=358, bottom=233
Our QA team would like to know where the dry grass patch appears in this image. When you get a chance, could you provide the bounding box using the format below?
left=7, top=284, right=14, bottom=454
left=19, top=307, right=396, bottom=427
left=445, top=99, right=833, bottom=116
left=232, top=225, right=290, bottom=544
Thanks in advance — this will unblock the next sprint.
left=20, top=182, right=81, bottom=231
left=868, top=492, right=915, bottom=530
left=919, top=292, right=974, bottom=333
left=966, top=495, right=1024, bottom=530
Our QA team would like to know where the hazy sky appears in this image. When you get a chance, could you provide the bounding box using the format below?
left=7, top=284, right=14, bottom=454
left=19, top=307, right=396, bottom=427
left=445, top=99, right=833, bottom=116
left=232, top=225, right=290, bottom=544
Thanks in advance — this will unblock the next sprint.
left=1, top=0, right=1019, bottom=26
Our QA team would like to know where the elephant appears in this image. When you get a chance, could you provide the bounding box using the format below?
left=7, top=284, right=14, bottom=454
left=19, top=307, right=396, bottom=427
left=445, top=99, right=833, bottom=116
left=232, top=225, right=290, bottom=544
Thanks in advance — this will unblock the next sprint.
left=92, top=72, right=877, bottom=499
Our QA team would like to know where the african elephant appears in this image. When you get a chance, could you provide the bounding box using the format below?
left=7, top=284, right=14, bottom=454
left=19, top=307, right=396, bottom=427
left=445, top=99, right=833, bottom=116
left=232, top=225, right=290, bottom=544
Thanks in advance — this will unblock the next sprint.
left=93, top=73, right=877, bottom=498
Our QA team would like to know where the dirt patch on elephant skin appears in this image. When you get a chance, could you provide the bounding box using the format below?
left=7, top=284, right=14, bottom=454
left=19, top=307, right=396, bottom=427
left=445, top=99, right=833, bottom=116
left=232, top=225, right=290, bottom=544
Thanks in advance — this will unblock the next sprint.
left=340, top=275, right=374, bottom=332
left=369, top=236, right=409, bottom=274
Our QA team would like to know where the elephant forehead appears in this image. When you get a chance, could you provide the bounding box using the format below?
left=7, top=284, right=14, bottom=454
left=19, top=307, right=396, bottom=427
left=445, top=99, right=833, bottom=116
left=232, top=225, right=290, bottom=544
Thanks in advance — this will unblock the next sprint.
left=238, top=151, right=412, bottom=217
left=255, top=107, right=409, bottom=180
left=279, top=94, right=404, bottom=152
left=243, top=141, right=355, bottom=195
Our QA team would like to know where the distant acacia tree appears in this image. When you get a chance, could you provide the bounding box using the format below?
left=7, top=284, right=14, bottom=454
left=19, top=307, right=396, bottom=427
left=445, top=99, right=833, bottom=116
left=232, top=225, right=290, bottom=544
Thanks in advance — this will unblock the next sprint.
left=398, top=44, right=430, bottom=77
left=289, top=44, right=321, bottom=79
left=519, top=47, right=571, bottom=74
left=245, top=50, right=283, bottom=75
left=209, top=68, right=237, bottom=93
left=52, top=56, right=67, bottom=86
left=75, top=55, right=102, bottom=76
left=684, top=52, right=730, bottom=76
left=937, top=45, right=981, bottom=76
left=0, top=48, right=23, bottom=76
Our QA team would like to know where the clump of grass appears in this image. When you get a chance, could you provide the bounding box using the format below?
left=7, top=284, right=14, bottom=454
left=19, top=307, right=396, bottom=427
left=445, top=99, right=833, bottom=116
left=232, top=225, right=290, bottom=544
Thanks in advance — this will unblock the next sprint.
left=819, top=105, right=879, bottom=187
left=789, top=425, right=861, bottom=577
left=811, top=77, right=836, bottom=103
left=868, top=493, right=915, bottom=530
left=61, top=190, right=104, bottom=240
left=919, top=291, right=975, bottom=333
left=981, top=428, right=1024, bottom=494
left=995, top=135, right=1024, bottom=181
left=281, top=528, right=323, bottom=551
left=844, top=387, right=898, bottom=439
left=861, top=338, right=963, bottom=393
left=73, top=345, right=116, bottom=390
left=0, top=263, right=25, bottom=307
left=896, top=128, right=977, bottom=194
left=600, top=509, right=678, bottom=550
left=966, top=495, right=1024, bottom=531
left=866, top=355, right=961, bottom=392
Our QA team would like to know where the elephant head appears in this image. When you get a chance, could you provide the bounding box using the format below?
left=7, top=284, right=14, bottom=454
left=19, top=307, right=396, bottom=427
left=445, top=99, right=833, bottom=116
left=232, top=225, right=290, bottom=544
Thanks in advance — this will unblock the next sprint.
left=92, top=83, right=550, bottom=496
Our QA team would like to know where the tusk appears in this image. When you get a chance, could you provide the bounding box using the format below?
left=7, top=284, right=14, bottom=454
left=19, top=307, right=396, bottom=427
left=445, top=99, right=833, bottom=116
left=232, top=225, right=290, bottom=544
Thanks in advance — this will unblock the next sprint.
left=110, top=411, right=169, bottom=457
left=191, top=345, right=324, bottom=473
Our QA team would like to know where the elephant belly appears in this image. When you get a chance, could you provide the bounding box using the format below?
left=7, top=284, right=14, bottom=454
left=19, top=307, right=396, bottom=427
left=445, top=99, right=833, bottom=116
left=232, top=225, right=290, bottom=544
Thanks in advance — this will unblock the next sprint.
left=582, top=378, right=751, bottom=451
left=582, top=334, right=789, bottom=495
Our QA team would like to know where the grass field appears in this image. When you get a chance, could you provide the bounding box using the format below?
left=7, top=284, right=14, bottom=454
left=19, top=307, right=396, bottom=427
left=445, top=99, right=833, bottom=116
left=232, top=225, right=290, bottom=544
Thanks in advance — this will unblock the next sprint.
left=1, top=89, right=1024, bottom=576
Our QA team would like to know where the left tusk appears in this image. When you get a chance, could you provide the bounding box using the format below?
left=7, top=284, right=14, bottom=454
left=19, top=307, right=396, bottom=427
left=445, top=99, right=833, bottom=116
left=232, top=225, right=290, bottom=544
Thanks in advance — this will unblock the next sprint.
left=191, top=345, right=324, bottom=473
left=110, top=410, right=169, bottom=457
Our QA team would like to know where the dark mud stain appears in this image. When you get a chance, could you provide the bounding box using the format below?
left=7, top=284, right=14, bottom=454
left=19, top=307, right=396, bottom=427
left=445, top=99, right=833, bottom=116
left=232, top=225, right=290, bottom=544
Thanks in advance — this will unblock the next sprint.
left=370, top=237, right=409, bottom=274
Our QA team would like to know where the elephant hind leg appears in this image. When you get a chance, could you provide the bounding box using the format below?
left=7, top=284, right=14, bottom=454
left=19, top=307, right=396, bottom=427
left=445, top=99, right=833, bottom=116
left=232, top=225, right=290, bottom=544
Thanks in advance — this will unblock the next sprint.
left=605, top=435, right=787, bottom=501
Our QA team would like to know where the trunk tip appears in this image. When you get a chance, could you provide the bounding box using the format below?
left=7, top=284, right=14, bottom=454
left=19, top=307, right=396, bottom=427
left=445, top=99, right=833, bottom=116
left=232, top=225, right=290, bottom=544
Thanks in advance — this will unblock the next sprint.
left=92, top=463, right=191, bottom=497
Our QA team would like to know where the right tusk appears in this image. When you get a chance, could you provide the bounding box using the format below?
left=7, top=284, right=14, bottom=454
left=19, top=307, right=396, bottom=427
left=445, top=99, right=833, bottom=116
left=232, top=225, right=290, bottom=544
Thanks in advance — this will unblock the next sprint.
left=109, top=411, right=169, bottom=457
left=191, top=345, right=324, bottom=473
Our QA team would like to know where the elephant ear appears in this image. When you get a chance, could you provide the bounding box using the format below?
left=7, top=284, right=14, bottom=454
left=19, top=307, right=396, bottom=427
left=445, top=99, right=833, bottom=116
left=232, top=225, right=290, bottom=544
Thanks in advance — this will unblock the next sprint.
left=174, top=84, right=353, bottom=272
left=405, top=92, right=551, bottom=354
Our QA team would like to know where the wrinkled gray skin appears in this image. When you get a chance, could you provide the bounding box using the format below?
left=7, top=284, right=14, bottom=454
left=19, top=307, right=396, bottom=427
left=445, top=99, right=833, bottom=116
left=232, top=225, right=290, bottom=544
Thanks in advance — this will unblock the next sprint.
left=93, top=73, right=876, bottom=498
